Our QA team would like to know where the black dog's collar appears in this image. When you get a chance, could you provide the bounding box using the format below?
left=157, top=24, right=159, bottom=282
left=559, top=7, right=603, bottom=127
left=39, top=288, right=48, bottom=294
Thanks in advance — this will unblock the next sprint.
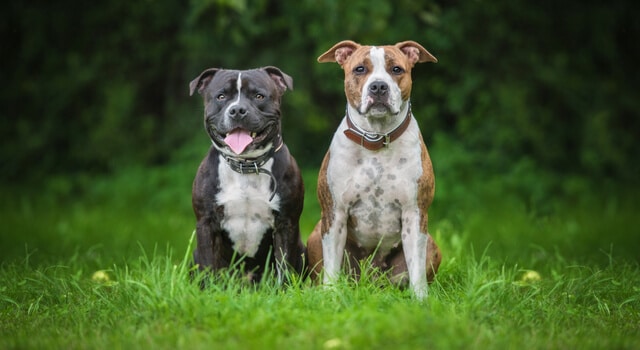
left=220, top=138, right=283, bottom=201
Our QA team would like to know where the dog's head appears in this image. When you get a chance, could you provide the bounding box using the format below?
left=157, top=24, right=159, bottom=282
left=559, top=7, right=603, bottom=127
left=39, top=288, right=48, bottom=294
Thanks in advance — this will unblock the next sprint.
left=318, top=40, right=436, bottom=120
left=190, top=67, right=293, bottom=157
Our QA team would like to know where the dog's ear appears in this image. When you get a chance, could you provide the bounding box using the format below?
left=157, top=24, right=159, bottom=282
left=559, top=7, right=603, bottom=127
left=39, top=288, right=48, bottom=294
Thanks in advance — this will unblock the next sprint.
left=262, top=66, right=294, bottom=92
left=318, top=40, right=361, bottom=66
left=395, top=41, right=437, bottom=66
left=189, top=68, right=220, bottom=96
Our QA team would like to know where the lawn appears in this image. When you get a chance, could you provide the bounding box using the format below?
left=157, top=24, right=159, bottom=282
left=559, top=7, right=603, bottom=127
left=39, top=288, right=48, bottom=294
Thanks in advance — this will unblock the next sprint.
left=1, top=138, right=639, bottom=349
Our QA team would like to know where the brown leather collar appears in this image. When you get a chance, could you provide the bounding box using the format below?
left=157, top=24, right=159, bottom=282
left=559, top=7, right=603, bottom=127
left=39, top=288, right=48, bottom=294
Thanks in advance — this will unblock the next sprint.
left=343, top=105, right=412, bottom=151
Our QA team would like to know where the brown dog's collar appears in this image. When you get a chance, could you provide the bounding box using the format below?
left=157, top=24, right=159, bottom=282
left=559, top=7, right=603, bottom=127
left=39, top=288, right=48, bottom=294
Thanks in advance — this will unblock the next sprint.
left=343, top=106, right=412, bottom=151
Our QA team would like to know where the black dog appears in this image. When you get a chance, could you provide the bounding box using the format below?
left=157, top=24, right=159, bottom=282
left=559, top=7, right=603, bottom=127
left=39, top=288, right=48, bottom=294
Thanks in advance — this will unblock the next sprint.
left=189, top=67, right=305, bottom=282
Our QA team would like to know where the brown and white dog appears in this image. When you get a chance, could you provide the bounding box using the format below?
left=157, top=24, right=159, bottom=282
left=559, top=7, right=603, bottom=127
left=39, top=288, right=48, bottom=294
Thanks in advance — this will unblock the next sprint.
left=307, top=40, right=442, bottom=299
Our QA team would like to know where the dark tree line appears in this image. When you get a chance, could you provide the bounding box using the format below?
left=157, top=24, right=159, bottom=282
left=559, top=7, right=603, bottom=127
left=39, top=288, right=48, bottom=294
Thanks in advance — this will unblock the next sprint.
left=2, top=0, right=638, bottom=182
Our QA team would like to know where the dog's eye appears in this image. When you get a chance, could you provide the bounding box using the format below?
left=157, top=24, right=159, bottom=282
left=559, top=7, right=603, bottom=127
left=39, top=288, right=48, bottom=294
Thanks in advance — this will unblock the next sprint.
left=392, top=66, right=404, bottom=74
left=255, top=93, right=265, bottom=100
left=216, top=94, right=226, bottom=101
left=354, top=66, right=366, bottom=74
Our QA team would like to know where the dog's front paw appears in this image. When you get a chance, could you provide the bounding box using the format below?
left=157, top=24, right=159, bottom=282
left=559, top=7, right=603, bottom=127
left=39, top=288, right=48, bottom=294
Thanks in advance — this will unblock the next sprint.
left=412, top=282, right=428, bottom=300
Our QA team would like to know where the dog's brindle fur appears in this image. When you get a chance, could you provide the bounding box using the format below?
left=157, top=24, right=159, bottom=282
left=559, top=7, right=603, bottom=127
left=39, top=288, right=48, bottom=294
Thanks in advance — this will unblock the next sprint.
left=189, top=67, right=305, bottom=283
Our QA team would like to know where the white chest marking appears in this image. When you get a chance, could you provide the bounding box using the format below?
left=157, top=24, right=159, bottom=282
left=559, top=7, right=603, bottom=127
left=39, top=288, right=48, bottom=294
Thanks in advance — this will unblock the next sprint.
left=328, top=120, right=423, bottom=255
left=216, top=156, right=280, bottom=257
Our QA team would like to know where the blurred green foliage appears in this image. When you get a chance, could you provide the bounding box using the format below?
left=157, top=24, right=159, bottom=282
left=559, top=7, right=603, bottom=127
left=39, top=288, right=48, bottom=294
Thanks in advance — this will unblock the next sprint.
left=2, top=0, right=638, bottom=182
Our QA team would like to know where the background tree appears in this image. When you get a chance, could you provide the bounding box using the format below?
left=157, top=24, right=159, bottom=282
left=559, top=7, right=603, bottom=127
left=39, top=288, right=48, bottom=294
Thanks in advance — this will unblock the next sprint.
left=1, top=0, right=638, bottom=182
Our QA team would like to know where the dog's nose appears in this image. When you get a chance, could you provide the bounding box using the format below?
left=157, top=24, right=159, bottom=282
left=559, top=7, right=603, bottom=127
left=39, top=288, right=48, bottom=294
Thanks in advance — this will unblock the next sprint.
left=227, top=105, right=248, bottom=119
left=368, top=81, right=388, bottom=96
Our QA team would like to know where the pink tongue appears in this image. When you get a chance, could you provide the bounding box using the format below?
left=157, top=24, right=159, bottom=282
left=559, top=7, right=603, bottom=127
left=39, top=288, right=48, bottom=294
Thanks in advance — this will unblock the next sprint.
left=224, top=129, right=254, bottom=154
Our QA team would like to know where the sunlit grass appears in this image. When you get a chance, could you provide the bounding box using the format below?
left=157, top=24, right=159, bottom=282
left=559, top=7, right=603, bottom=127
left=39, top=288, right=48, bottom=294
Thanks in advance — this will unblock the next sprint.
left=1, top=227, right=638, bottom=349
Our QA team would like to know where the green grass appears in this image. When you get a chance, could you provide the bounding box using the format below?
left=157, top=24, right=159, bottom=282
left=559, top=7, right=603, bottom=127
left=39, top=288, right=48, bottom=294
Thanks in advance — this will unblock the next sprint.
left=1, top=139, right=639, bottom=349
